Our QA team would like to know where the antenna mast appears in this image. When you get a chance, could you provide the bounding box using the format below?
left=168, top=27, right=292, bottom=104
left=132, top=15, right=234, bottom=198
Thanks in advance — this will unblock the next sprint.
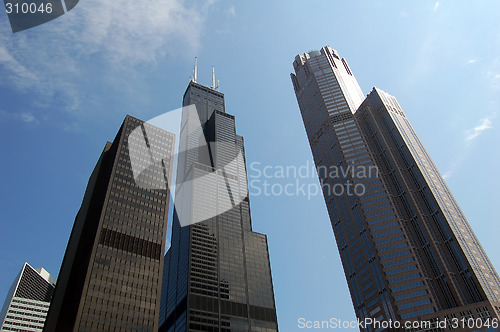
left=211, top=66, right=216, bottom=90
left=192, top=57, right=198, bottom=83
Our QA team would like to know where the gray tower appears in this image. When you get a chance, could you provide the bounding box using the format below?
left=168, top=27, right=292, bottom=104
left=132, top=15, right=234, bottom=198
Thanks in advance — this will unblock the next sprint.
left=291, top=46, right=500, bottom=330
left=159, top=78, right=278, bottom=331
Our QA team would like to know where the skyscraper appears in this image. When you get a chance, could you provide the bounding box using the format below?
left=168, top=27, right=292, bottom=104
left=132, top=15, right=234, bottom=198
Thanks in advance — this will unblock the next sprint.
left=0, top=262, right=55, bottom=331
left=291, top=46, right=500, bottom=329
left=44, top=115, right=175, bottom=332
left=159, top=76, right=278, bottom=331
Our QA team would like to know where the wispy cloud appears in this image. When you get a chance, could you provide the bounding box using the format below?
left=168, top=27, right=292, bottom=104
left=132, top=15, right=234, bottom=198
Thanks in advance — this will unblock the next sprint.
left=465, top=116, right=494, bottom=141
left=20, top=113, right=39, bottom=124
left=0, top=46, right=39, bottom=90
left=441, top=115, right=496, bottom=181
left=0, top=0, right=215, bottom=117
left=226, top=5, right=236, bottom=18
left=442, top=170, right=453, bottom=180
left=0, top=110, right=40, bottom=124
left=71, top=0, right=211, bottom=65
left=468, top=59, right=477, bottom=64
left=433, top=2, right=440, bottom=11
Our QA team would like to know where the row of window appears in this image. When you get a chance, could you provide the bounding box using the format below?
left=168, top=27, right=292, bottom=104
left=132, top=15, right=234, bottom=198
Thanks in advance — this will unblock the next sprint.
left=397, top=298, right=431, bottom=310
left=386, top=264, right=417, bottom=276
left=383, top=256, right=414, bottom=268
left=388, top=272, right=420, bottom=284
left=394, top=290, right=428, bottom=302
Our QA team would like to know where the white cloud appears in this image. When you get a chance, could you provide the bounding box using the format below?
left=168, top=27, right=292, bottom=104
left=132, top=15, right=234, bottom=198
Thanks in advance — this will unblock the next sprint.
left=465, top=117, right=494, bottom=141
left=226, top=5, right=236, bottom=17
left=20, top=113, right=39, bottom=124
left=0, top=110, right=40, bottom=124
left=494, top=74, right=500, bottom=79
left=0, top=46, right=39, bottom=89
left=433, top=2, right=440, bottom=11
left=468, top=59, right=477, bottom=64
left=442, top=170, right=453, bottom=180
left=0, top=0, right=215, bottom=115
left=71, top=0, right=210, bottom=65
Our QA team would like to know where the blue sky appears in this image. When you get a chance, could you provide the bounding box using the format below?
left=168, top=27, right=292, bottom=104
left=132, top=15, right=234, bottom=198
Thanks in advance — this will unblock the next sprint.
left=1, top=1, right=499, bottom=330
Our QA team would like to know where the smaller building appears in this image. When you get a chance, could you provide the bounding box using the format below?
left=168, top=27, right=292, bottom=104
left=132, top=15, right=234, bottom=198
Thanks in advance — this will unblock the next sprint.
left=0, top=262, right=56, bottom=331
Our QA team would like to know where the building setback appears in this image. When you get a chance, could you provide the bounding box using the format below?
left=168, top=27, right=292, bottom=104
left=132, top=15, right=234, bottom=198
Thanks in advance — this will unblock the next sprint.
left=0, top=262, right=55, bottom=332
left=159, top=78, right=278, bottom=331
left=43, top=115, right=175, bottom=332
left=291, top=46, right=500, bottom=330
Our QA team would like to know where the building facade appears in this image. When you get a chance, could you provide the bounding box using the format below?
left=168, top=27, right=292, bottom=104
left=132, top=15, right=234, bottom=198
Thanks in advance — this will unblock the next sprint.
left=159, top=79, right=278, bottom=331
left=43, top=115, right=175, bottom=332
left=291, top=46, right=500, bottom=330
left=0, top=262, right=56, bottom=332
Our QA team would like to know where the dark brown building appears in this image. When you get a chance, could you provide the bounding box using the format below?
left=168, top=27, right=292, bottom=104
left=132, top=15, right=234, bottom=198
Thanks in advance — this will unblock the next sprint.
left=44, top=115, right=175, bottom=332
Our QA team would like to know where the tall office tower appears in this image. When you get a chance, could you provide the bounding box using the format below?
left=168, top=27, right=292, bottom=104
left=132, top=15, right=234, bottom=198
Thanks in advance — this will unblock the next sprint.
left=291, top=46, right=500, bottom=329
left=0, top=262, right=56, bottom=331
left=159, top=78, right=278, bottom=331
left=44, top=115, right=175, bottom=332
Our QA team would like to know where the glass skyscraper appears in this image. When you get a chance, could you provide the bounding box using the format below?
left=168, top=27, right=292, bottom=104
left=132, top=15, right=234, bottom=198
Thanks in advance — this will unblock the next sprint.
left=291, top=46, right=500, bottom=330
left=43, top=115, right=175, bottom=332
left=159, top=80, right=278, bottom=331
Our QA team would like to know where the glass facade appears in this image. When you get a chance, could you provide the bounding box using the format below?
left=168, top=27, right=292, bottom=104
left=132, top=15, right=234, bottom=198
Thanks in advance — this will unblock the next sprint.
left=159, top=81, right=278, bottom=332
left=356, top=88, right=500, bottom=318
left=43, top=115, right=175, bottom=332
left=291, top=46, right=500, bottom=330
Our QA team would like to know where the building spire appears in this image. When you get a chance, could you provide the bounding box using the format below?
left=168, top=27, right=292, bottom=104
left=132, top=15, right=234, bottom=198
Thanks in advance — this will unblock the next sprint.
left=211, top=66, right=215, bottom=90
left=192, top=57, right=198, bottom=83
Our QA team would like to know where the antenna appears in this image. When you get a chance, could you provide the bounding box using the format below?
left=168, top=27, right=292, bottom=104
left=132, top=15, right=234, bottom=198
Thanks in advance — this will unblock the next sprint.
left=211, top=66, right=215, bottom=90
left=192, top=57, right=198, bottom=83
left=217, top=78, right=220, bottom=91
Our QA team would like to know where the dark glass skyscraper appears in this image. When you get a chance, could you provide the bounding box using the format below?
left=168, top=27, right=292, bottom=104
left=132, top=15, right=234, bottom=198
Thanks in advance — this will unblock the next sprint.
left=159, top=79, right=278, bottom=331
left=44, top=115, right=175, bottom=332
left=291, top=46, right=500, bottom=330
